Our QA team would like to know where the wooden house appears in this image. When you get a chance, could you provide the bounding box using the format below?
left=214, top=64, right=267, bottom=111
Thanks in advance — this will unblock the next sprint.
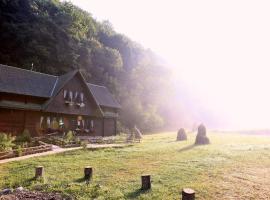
left=0, top=64, right=120, bottom=136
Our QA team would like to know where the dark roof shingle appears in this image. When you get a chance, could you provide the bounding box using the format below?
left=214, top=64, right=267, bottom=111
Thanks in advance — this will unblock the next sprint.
left=0, top=64, right=120, bottom=109
left=87, top=83, right=121, bottom=108
left=0, top=64, right=57, bottom=98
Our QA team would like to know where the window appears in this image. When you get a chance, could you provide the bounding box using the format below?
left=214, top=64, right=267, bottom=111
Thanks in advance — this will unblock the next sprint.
left=52, top=117, right=59, bottom=129
left=40, top=116, right=44, bottom=128
left=46, top=117, right=51, bottom=128
left=82, top=120, right=85, bottom=129
left=63, top=90, right=67, bottom=99
left=74, top=91, right=78, bottom=101
left=59, top=118, right=64, bottom=128
left=80, top=93, right=84, bottom=103
left=68, top=91, right=73, bottom=102
left=91, top=120, right=94, bottom=129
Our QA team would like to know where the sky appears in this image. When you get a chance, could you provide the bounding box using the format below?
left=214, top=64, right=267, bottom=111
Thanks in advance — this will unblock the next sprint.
left=70, top=0, right=270, bottom=130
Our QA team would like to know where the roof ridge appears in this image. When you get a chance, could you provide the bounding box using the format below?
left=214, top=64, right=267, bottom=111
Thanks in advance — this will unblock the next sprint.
left=50, top=77, right=59, bottom=97
left=0, top=64, right=58, bottom=78
left=87, top=83, right=106, bottom=88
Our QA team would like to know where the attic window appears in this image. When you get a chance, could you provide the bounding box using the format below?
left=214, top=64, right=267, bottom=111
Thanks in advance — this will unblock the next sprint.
left=63, top=90, right=67, bottom=99
left=74, top=91, right=78, bottom=101
left=69, top=91, right=73, bottom=101
left=75, top=92, right=85, bottom=107
left=80, top=93, right=84, bottom=103
left=65, top=91, right=74, bottom=106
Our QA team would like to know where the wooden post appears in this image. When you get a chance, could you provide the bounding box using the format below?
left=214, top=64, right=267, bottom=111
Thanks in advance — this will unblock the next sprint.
left=84, top=166, right=93, bottom=180
left=182, top=188, right=195, bottom=200
left=35, top=166, right=44, bottom=178
left=141, top=175, right=151, bottom=190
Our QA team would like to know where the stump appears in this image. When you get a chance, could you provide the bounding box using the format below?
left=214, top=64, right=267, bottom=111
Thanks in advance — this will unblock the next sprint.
left=177, top=128, right=187, bottom=141
left=195, top=124, right=210, bottom=145
left=35, top=166, right=44, bottom=178
left=182, top=188, right=195, bottom=200
left=84, top=166, right=93, bottom=180
left=141, top=175, right=151, bottom=190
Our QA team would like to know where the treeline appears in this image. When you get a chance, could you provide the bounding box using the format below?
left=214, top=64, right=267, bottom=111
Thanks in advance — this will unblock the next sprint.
left=0, top=0, right=179, bottom=132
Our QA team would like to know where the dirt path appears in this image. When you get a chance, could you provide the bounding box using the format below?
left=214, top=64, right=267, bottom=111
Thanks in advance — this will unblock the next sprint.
left=0, top=143, right=129, bottom=164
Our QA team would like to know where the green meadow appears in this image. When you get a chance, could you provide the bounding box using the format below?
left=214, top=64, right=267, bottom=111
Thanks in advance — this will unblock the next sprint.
left=0, top=132, right=269, bottom=200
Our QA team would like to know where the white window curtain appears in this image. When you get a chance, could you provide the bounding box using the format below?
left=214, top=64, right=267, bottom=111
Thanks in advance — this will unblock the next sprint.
left=69, top=91, right=73, bottom=101
left=80, top=93, right=84, bottom=103
left=40, top=116, right=44, bottom=128
left=74, top=91, right=78, bottom=101
left=47, top=117, right=51, bottom=128
left=91, top=120, right=94, bottom=128
left=63, top=90, right=67, bottom=99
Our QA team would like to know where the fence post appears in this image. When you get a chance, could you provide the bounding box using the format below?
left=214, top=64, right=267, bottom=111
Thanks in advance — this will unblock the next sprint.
left=35, top=166, right=44, bottom=178
left=182, top=188, right=195, bottom=200
left=84, top=166, right=93, bottom=181
left=141, top=175, right=151, bottom=190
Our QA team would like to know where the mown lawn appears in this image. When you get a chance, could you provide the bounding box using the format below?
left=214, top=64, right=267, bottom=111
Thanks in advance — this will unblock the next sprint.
left=0, top=132, right=270, bottom=200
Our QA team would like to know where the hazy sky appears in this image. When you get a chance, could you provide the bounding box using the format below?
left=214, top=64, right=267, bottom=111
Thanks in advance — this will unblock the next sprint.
left=70, top=0, right=270, bottom=129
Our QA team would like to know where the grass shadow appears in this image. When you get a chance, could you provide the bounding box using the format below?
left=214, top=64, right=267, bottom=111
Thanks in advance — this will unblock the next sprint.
left=178, top=144, right=196, bottom=152
left=74, top=177, right=86, bottom=183
left=126, top=188, right=151, bottom=199
left=74, top=177, right=92, bottom=185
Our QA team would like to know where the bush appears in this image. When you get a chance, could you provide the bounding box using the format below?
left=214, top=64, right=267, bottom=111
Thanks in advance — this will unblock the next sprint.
left=0, top=133, right=15, bottom=151
left=75, top=137, right=81, bottom=145
left=16, top=145, right=23, bottom=157
left=64, top=131, right=74, bottom=144
left=15, top=129, right=31, bottom=145
left=81, top=141, right=88, bottom=150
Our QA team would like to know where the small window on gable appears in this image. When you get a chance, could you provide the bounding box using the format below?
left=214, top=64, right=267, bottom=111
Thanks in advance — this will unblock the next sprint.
left=63, top=90, right=67, bottom=99
left=74, top=91, right=78, bottom=101
left=69, top=91, right=73, bottom=102
left=80, top=93, right=84, bottom=103
left=91, top=120, right=94, bottom=128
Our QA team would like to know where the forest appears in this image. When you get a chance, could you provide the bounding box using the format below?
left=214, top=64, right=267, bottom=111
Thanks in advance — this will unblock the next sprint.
left=0, top=0, right=192, bottom=132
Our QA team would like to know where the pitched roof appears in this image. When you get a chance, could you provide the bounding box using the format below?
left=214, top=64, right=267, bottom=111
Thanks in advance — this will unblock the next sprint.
left=51, top=70, right=78, bottom=97
left=87, top=83, right=121, bottom=108
left=0, top=64, right=121, bottom=109
left=0, top=64, right=57, bottom=98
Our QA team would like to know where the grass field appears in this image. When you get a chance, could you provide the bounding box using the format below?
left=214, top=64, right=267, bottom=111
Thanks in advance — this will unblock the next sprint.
left=0, top=132, right=270, bottom=200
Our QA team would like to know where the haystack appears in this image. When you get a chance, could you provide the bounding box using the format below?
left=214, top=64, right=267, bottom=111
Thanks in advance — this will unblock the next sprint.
left=177, top=128, right=187, bottom=141
left=195, top=124, right=210, bottom=145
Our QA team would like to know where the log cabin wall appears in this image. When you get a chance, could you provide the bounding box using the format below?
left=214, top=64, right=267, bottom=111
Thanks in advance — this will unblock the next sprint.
left=104, top=118, right=116, bottom=136
left=0, top=108, right=25, bottom=135
left=0, top=107, right=105, bottom=136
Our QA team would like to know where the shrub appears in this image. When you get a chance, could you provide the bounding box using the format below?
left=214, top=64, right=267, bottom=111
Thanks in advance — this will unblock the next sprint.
left=64, top=131, right=74, bottom=144
left=81, top=141, right=88, bottom=150
left=0, top=133, right=15, bottom=151
left=75, top=137, right=81, bottom=145
left=16, top=145, right=23, bottom=157
left=15, top=129, right=31, bottom=145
